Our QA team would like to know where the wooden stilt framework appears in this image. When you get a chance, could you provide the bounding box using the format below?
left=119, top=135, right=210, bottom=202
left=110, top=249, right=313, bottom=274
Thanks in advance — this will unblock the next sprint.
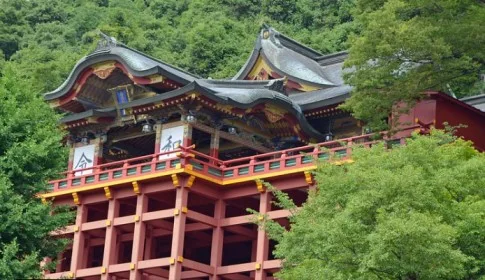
left=42, top=132, right=414, bottom=280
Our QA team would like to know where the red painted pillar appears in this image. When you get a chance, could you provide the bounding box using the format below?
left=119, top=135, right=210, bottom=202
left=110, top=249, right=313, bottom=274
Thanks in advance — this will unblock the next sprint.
left=210, top=199, right=225, bottom=280
left=154, top=121, right=162, bottom=154
left=101, top=198, right=118, bottom=279
left=209, top=130, right=220, bottom=163
left=168, top=185, right=189, bottom=279
left=144, top=225, right=153, bottom=260
left=255, top=191, right=270, bottom=280
left=183, top=123, right=193, bottom=147
left=70, top=204, right=87, bottom=276
left=130, top=193, right=148, bottom=280
left=55, top=253, right=63, bottom=273
left=94, top=138, right=104, bottom=168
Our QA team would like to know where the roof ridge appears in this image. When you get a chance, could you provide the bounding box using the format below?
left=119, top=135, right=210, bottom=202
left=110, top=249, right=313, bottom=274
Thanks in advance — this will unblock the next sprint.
left=460, top=93, right=485, bottom=101
left=314, top=51, right=349, bottom=60
left=263, top=25, right=323, bottom=59
left=91, top=32, right=200, bottom=79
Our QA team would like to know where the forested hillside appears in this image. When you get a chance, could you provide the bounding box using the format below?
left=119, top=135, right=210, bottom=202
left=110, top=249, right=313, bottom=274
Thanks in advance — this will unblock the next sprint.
left=0, top=0, right=356, bottom=94
left=1, top=0, right=482, bottom=128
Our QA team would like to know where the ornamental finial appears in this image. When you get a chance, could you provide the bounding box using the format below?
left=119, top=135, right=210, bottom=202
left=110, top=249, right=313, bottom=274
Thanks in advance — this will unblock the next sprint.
left=95, top=31, right=118, bottom=52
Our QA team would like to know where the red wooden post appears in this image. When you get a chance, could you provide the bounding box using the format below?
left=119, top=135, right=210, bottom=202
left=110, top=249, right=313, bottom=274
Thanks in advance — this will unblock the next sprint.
left=346, top=139, right=353, bottom=158
left=210, top=199, right=226, bottom=280
left=210, top=130, right=220, bottom=164
left=101, top=198, right=118, bottom=280
left=255, top=191, right=270, bottom=280
left=70, top=204, right=86, bottom=276
left=130, top=193, right=148, bottom=280
left=169, top=184, right=189, bottom=279
left=144, top=225, right=153, bottom=260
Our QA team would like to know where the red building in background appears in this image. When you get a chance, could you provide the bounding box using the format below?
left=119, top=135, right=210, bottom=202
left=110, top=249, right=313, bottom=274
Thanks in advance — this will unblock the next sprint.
left=40, top=26, right=484, bottom=280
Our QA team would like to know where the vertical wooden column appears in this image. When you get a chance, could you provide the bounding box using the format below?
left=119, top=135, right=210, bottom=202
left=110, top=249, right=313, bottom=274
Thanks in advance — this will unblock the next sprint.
left=168, top=185, right=189, bottom=280
left=154, top=121, right=162, bottom=154
left=70, top=204, right=87, bottom=276
left=209, top=130, right=220, bottom=162
left=55, top=253, right=63, bottom=273
left=183, top=123, right=193, bottom=147
left=144, top=225, right=153, bottom=260
left=210, top=199, right=226, bottom=280
left=255, top=191, right=271, bottom=280
left=130, top=193, right=148, bottom=280
left=93, top=138, right=104, bottom=167
left=67, top=143, right=75, bottom=173
left=101, top=198, right=119, bottom=279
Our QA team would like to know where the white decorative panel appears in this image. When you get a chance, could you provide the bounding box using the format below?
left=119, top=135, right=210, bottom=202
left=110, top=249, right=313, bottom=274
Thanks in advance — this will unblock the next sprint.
left=73, top=144, right=96, bottom=176
left=159, top=125, right=184, bottom=160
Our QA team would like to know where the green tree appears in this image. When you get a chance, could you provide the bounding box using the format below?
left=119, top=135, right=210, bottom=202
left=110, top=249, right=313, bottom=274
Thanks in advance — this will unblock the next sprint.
left=0, top=64, right=72, bottom=278
left=344, top=0, right=485, bottom=131
left=1, top=0, right=358, bottom=86
left=261, top=130, right=485, bottom=279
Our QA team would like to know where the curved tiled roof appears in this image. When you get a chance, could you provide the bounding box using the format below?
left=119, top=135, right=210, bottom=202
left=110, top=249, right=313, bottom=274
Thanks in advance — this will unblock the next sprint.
left=44, top=40, right=199, bottom=101
left=60, top=108, right=117, bottom=123
left=461, top=94, right=485, bottom=112
left=232, top=26, right=351, bottom=111
left=115, top=79, right=325, bottom=140
left=260, top=34, right=336, bottom=86
left=233, top=26, right=348, bottom=87
left=289, top=85, right=352, bottom=111
left=46, top=29, right=354, bottom=141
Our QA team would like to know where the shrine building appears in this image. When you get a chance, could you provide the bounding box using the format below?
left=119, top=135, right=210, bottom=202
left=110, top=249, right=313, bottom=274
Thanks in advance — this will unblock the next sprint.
left=40, top=25, right=485, bottom=280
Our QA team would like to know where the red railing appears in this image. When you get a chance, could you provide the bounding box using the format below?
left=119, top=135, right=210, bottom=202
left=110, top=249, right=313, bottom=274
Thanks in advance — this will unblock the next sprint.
left=47, top=130, right=415, bottom=193
left=187, top=133, right=388, bottom=182
left=47, top=148, right=186, bottom=192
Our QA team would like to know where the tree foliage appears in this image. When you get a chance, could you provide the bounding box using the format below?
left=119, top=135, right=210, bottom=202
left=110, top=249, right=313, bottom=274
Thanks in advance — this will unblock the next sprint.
left=1, top=0, right=481, bottom=129
left=0, top=64, right=73, bottom=278
left=344, top=0, right=485, bottom=131
left=262, top=130, right=485, bottom=279
left=0, top=0, right=356, bottom=93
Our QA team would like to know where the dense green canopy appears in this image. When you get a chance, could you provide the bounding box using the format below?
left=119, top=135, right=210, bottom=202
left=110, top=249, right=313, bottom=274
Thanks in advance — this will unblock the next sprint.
left=263, top=130, right=485, bottom=279
left=0, top=66, right=72, bottom=278
left=343, top=0, right=485, bottom=130
left=0, top=0, right=356, bottom=94
left=1, top=0, right=482, bottom=129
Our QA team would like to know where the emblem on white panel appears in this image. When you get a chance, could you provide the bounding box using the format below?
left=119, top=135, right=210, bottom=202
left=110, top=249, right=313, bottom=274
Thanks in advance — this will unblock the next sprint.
left=159, top=126, right=184, bottom=159
left=73, top=144, right=95, bottom=176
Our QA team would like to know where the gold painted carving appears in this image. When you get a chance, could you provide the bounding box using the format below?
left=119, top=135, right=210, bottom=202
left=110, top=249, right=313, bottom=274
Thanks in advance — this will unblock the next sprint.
left=304, top=171, right=313, bottom=185
left=264, top=104, right=286, bottom=123
left=256, top=180, right=265, bottom=193
left=171, top=174, right=180, bottom=187
left=186, top=175, right=196, bottom=188
left=132, top=181, right=140, bottom=194
left=72, top=192, right=80, bottom=205
left=247, top=56, right=273, bottom=80
left=92, top=61, right=116, bottom=80
left=216, top=104, right=234, bottom=113
left=103, top=186, right=112, bottom=199
left=148, top=74, right=164, bottom=84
